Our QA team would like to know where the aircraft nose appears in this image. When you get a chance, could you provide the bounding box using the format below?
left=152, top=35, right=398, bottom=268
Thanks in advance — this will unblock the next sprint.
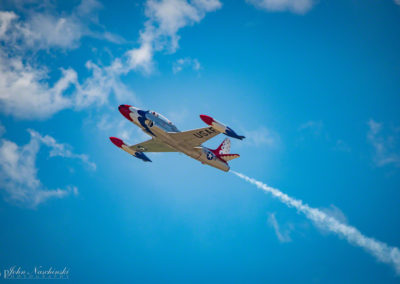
left=118, top=104, right=132, bottom=121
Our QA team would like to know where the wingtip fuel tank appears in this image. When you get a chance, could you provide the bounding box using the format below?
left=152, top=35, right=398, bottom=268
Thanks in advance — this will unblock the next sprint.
left=200, top=115, right=245, bottom=140
left=109, top=136, right=151, bottom=162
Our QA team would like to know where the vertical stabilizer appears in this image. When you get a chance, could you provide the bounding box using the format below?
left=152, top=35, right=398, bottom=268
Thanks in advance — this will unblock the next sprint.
left=214, top=138, right=231, bottom=155
left=210, top=138, right=240, bottom=163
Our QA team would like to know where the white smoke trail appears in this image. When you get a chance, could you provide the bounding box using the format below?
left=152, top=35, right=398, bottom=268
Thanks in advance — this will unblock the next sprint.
left=231, top=171, right=400, bottom=274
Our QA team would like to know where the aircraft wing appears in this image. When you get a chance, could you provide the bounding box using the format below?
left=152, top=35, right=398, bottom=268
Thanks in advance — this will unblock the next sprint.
left=168, top=126, right=220, bottom=147
left=128, top=139, right=177, bottom=152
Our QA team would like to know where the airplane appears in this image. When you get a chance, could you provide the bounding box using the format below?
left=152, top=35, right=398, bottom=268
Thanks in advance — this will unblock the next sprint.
left=109, top=105, right=245, bottom=172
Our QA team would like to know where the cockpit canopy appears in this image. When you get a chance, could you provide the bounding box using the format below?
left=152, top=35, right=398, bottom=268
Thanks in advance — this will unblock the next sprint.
left=149, top=110, right=172, bottom=124
left=148, top=110, right=179, bottom=132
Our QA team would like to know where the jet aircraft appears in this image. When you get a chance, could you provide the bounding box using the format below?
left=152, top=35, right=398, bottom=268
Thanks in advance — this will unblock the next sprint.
left=109, top=105, right=245, bottom=172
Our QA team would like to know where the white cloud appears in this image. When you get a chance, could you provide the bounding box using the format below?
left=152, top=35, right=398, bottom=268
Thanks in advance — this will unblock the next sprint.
left=316, top=204, right=348, bottom=235
left=172, top=57, right=201, bottom=73
left=334, top=139, right=351, bottom=152
left=233, top=171, right=400, bottom=274
left=321, top=204, right=347, bottom=224
left=246, top=0, right=314, bottom=14
left=74, top=60, right=135, bottom=109
left=0, top=11, right=17, bottom=38
left=28, top=129, right=96, bottom=170
left=96, top=114, right=149, bottom=144
left=0, top=0, right=118, bottom=51
left=96, top=114, right=114, bottom=131
left=165, top=108, right=189, bottom=125
left=126, top=0, right=221, bottom=72
left=298, top=120, right=326, bottom=143
left=242, top=127, right=279, bottom=147
left=0, top=49, right=136, bottom=119
left=298, top=120, right=351, bottom=152
left=0, top=53, right=77, bottom=119
left=367, top=119, right=400, bottom=167
left=0, top=121, right=6, bottom=137
left=395, top=0, right=400, bottom=6
left=298, top=120, right=324, bottom=134
left=0, top=129, right=94, bottom=208
left=268, top=213, right=292, bottom=242
left=18, top=12, right=85, bottom=50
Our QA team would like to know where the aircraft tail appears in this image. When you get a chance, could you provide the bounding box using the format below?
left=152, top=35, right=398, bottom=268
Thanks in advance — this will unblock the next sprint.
left=211, top=138, right=240, bottom=163
left=214, top=138, right=231, bottom=155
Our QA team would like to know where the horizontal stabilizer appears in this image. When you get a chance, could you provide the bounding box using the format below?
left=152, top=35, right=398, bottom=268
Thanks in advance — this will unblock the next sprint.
left=219, top=153, right=240, bottom=162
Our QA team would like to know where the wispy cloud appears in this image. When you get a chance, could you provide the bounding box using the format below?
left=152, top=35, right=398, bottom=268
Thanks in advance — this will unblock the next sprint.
left=298, top=120, right=351, bottom=152
left=0, top=52, right=136, bottom=119
left=367, top=119, right=400, bottom=167
left=0, top=121, right=5, bottom=137
left=28, top=130, right=96, bottom=171
left=172, top=57, right=201, bottom=73
left=232, top=171, right=400, bottom=274
left=268, top=212, right=292, bottom=243
left=0, top=54, right=77, bottom=119
left=333, top=139, right=351, bottom=152
left=242, top=127, right=279, bottom=147
left=298, top=120, right=324, bottom=135
left=165, top=108, right=189, bottom=125
left=246, top=0, right=315, bottom=14
left=126, top=0, right=222, bottom=73
left=316, top=204, right=348, bottom=234
left=96, top=114, right=149, bottom=144
left=0, top=0, right=121, bottom=50
left=0, top=128, right=95, bottom=208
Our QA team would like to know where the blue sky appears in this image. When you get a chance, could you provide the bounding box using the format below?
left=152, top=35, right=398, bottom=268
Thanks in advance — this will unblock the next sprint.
left=0, top=0, right=400, bottom=282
